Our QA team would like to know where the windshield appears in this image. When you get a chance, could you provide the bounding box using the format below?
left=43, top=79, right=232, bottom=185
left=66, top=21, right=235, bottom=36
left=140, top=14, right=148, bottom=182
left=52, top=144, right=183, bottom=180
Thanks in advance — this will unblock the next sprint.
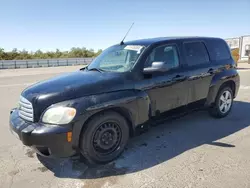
left=87, top=45, right=145, bottom=72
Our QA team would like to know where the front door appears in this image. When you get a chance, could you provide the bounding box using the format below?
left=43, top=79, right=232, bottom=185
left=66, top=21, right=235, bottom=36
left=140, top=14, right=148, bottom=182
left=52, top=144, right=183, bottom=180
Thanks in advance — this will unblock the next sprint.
left=137, top=44, right=189, bottom=116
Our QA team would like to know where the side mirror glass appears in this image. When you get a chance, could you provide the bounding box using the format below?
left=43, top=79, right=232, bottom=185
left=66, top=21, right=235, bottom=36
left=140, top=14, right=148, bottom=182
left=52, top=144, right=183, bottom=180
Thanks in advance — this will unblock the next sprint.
left=143, top=61, right=170, bottom=74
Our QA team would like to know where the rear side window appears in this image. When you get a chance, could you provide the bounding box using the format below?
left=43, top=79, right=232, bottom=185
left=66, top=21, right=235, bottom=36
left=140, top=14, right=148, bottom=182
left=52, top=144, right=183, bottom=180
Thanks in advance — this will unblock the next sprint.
left=205, top=39, right=231, bottom=61
left=184, top=42, right=209, bottom=66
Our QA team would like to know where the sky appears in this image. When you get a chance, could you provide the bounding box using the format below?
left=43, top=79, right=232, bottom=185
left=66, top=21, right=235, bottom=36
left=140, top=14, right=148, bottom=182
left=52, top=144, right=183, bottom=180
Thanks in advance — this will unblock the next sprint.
left=0, top=0, right=249, bottom=52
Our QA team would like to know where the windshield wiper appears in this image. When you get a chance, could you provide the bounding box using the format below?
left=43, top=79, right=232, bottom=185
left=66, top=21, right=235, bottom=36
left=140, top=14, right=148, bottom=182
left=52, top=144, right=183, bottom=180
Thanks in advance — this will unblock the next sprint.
left=80, top=66, right=87, bottom=71
left=87, top=67, right=104, bottom=72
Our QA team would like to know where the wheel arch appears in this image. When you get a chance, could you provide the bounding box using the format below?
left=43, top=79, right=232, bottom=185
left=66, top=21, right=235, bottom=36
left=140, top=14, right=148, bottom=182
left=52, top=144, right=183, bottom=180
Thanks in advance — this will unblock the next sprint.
left=83, top=107, right=134, bottom=136
left=206, top=79, right=237, bottom=106
left=71, top=90, right=151, bottom=150
left=219, top=80, right=236, bottom=97
left=75, top=107, right=134, bottom=151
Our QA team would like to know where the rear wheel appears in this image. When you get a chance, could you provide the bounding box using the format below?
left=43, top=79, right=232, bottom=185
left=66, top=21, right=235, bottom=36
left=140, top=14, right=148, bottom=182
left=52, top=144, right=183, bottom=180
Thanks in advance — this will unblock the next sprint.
left=209, top=86, right=233, bottom=118
left=80, top=111, right=129, bottom=165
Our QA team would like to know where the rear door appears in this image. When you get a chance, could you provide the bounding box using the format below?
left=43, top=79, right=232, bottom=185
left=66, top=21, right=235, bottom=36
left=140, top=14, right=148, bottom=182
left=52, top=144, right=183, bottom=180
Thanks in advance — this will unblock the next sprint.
left=183, top=41, right=214, bottom=103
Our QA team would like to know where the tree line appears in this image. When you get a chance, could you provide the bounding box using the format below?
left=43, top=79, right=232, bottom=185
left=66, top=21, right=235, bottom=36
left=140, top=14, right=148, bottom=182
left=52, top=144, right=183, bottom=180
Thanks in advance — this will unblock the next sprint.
left=0, top=47, right=239, bottom=62
left=0, top=48, right=102, bottom=60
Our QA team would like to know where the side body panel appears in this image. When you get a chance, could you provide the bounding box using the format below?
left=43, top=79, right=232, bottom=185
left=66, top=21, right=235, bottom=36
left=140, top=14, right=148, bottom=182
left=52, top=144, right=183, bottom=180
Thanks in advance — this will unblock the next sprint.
left=178, top=38, right=240, bottom=106
left=179, top=40, right=215, bottom=104
left=204, top=38, right=240, bottom=105
left=134, top=41, right=190, bottom=116
left=184, top=65, right=215, bottom=104
left=135, top=68, right=189, bottom=116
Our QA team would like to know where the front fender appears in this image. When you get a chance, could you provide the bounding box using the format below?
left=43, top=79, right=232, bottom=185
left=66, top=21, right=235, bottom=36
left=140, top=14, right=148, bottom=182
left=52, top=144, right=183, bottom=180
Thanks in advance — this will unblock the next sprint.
left=70, top=90, right=150, bottom=149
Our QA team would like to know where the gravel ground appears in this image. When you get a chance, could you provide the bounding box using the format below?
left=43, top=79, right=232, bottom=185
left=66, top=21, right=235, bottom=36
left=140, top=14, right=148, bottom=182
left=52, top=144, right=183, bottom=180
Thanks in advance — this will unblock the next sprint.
left=1, top=64, right=250, bottom=188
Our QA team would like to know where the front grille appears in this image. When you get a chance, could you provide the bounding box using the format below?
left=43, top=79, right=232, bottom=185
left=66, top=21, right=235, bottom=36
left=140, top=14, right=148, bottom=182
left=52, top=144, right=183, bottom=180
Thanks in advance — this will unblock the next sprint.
left=18, top=96, right=34, bottom=122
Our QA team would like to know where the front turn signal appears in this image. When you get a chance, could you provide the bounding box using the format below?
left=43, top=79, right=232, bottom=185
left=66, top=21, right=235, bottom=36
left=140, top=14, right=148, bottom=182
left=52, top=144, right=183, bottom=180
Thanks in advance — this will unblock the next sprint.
left=67, top=132, right=72, bottom=142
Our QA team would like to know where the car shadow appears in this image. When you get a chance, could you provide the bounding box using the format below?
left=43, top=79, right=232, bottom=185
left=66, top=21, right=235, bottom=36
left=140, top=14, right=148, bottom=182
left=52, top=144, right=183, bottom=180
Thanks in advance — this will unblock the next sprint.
left=37, top=100, right=250, bottom=183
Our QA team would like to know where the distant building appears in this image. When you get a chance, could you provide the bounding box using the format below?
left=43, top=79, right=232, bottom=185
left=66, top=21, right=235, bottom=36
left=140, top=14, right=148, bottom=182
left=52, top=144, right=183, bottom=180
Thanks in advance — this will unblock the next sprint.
left=225, top=38, right=240, bottom=50
left=239, top=36, right=250, bottom=62
left=225, top=35, right=250, bottom=62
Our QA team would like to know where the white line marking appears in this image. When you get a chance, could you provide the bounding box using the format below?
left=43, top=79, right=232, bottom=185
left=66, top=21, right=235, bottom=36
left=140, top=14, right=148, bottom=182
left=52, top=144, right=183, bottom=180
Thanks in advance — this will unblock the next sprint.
left=240, top=85, right=250, bottom=90
left=237, top=69, right=250, bottom=72
left=0, top=83, right=34, bottom=88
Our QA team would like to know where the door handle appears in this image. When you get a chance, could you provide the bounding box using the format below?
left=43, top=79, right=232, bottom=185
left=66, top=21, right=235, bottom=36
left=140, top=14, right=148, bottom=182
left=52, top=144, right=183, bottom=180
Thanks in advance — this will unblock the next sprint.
left=172, top=75, right=186, bottom=81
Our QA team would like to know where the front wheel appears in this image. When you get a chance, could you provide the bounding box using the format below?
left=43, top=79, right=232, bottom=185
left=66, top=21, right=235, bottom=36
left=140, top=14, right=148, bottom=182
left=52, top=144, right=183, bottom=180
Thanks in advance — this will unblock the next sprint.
left=209, top=87, right=233, bottom=118
left=79, top=111, right=129, bottom=165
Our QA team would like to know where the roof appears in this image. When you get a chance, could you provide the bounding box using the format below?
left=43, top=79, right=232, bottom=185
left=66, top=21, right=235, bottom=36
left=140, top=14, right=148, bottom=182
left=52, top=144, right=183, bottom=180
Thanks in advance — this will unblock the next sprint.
left=123, top=36, right=222, bottom=46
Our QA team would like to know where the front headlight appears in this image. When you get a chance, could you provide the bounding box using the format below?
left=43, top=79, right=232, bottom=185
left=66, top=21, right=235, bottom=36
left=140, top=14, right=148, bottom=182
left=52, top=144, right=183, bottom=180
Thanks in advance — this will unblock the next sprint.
left=42, top=107, right=76, bottom=124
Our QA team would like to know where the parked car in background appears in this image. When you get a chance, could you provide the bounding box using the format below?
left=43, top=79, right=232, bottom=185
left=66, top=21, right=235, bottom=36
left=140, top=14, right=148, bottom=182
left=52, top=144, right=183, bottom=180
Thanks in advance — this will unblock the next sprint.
left=10, top=37, right=239, bottom=164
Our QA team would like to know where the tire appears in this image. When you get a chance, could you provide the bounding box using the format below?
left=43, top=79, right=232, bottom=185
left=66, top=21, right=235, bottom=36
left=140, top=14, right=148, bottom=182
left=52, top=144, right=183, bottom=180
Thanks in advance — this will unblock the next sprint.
left=79, top=111, right=129, bottom=165
left=209, top=86, right=233, bottom=118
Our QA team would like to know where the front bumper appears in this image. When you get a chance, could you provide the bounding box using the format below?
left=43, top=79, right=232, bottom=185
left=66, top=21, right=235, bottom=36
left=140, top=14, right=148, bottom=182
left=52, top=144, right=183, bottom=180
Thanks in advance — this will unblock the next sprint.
left=9, top=109, right=76, bottom=158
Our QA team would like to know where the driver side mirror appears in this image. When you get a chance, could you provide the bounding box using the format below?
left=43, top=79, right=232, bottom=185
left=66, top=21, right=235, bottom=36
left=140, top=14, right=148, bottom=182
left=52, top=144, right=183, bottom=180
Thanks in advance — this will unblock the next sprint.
left=143, top=61, right=171, bottom=74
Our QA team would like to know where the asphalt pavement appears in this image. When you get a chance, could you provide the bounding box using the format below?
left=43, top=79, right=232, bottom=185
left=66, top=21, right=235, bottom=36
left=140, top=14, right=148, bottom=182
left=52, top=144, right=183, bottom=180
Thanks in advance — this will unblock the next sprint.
left=1, top=64, right=250, bottom=188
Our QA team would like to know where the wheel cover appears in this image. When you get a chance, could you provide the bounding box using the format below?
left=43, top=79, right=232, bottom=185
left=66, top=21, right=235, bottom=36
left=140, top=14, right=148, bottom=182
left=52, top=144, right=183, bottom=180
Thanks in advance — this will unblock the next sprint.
left=219, top=90, right=232, bottom=114
left=93, top=122, right=122, bottom=155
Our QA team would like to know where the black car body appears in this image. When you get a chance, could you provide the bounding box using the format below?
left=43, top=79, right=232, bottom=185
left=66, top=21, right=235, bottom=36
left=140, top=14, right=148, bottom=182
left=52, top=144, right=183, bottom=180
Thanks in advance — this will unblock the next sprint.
left=10, top=37, right=240, bottom=164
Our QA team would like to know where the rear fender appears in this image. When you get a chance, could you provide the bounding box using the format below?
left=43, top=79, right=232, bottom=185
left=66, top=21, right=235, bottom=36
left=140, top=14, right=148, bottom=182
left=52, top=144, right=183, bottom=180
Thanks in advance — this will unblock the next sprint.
left=206, top=69, right=239, bottom=106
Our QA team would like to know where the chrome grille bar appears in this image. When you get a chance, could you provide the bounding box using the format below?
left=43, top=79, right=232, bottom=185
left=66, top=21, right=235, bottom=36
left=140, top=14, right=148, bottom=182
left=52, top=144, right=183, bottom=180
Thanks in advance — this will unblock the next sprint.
left=18, top=96, right=34, bottom=122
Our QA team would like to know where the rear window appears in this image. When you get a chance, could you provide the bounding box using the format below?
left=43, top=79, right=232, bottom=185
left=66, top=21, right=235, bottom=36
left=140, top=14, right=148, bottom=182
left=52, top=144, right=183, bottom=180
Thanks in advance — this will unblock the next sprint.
left=205, top=39, right=231, bottom=61
left=184, top=42, right=209, bottom=66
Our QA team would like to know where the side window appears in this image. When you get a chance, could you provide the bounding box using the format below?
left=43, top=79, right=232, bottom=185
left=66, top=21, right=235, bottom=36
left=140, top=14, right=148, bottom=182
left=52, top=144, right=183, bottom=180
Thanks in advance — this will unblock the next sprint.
left=145, top=45, right=179, bottom=69
left=206, top=39, right=231, bottom=61
left=184, top=42, right=209, bottom=66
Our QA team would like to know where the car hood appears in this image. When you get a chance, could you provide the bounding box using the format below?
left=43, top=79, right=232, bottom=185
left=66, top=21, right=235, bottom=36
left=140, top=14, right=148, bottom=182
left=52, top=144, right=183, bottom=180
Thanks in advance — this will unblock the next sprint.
left=22, top=70, right=133, bottom=108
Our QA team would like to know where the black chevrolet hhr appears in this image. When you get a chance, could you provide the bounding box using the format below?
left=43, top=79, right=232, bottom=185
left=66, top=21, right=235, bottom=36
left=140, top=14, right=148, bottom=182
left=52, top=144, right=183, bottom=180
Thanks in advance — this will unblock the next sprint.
left=10, top=37, right=240, bottom=164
